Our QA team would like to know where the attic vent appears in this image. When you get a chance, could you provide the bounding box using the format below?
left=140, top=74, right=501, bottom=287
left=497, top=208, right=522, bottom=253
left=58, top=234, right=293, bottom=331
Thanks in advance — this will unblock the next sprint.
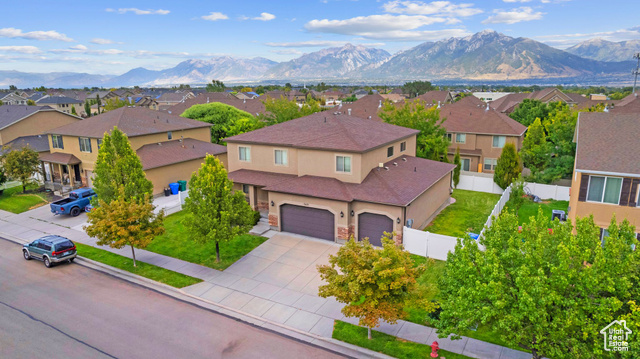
left=348, top=108, right=352, bottom=116
left=402, top=157, right=407, bottom=161
left=384, top=167, right=389, bottom=171
left=414, top=167, right=417, bottom=172
left=378, top=163, right=384, bottom=168
left=393, top=162, right=398, bottom=166
left=157, top=142, right=162, bottom=146
left=368, top=116, right=371, bottom=119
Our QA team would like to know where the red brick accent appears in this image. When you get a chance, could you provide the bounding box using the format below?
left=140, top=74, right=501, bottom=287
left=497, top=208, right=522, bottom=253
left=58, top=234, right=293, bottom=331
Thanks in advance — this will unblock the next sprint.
left=257, top=201, right=269, bottom=210
left=337, top=226, right=349, bottom=240
left=348, top=225, right=355, bottom=240
left=268, top=214, right=278, bottom=227
left=394, top=232, right=403, bottom=245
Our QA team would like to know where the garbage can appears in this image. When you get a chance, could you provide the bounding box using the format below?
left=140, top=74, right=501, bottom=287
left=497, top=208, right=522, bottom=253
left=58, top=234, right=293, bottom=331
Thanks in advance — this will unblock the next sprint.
left=178, top=180, right=187, bottom=192
left=164, top=187, right=171, bottom=197
left=169, top=182, right=179, bottom=195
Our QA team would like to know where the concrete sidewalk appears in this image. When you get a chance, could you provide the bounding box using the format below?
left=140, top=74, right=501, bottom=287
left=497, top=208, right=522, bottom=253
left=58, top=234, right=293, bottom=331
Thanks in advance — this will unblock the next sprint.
left=0, top=207, right=531, bottom=359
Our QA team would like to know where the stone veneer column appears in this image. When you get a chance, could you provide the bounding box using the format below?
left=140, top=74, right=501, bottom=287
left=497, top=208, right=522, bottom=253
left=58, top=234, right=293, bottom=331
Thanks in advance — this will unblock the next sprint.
left=268, top=214, right=278, bottom=227
left=394, top=231, right=403, bottom=245
left=337, top=226, right=349, bottom=241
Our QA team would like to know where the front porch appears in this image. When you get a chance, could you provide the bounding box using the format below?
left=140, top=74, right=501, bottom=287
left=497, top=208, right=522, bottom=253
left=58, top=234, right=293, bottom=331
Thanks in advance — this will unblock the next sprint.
left=39, top=152, right=84, bottom=195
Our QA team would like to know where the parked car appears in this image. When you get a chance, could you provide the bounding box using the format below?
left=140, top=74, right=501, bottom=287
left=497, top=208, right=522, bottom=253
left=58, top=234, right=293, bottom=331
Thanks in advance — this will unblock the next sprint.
left=50, top=188, right=96, bottom=216
left=23, top=235, right=77, bottom=268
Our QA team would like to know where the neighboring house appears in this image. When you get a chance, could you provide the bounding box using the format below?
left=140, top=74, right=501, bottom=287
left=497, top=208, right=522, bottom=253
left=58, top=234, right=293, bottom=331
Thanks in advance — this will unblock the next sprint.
left=0, top=135, right=50, bottom=156
left=288, top=90, right=306, bottom=104
left=568, top=112, right=640, bottom=238
left=135, top=96, right=159, bottom=110
left=380, top=94, right=406, bottom=103
left=42, top=107, right=226, bottom=194
left=225, top=112, right=455, bottom=245
left=0, top=105, right=81, bottom=146
left=353, top=89, right=369, bottom=100
left=441, top=101, right=527, bottom=173
left=416, top=90, right=454, bottom=105
left=342, top=94, right=387, bottom=122
left=156, top=92, right=196, bottom=106
left=321, top=91, right=345, bottom=105
left=490, top=87, right=576, bottom=114
left=1, top=93, right=28, bottom=105
left=167, top=92, right=266, bottom=117
left=472, top=92, right=511, bottom=102
left=36, top=96, right=83, bottom=115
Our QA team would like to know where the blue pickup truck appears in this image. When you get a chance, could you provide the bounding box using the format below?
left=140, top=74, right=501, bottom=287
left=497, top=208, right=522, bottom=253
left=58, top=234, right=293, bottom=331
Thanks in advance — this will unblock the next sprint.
left=50, top=188, right=97, bottom=216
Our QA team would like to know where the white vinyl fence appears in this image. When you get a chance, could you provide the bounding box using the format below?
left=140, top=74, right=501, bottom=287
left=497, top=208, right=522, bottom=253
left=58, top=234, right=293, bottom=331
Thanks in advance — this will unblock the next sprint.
left=479, top=184, right=512, bottom=238
left=457, top=173, right=570, bottom=201
left=403, top=227, right=458, bottom=261
left=524, top=182, right=570, bottom=201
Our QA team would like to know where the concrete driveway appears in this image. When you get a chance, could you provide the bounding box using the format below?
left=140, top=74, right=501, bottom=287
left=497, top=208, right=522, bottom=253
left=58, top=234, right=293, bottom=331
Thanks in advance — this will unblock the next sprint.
left=15, top=203, right=89, bottom=231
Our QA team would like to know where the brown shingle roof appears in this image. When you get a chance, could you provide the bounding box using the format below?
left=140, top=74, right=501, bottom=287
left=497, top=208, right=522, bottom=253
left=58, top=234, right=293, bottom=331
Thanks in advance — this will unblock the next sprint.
left=440, top=101, right=527, bottom=136
left=575, top=112, right=640, bottom=176
left=137, top=138, right=226, bottom=170
left=416, top=90, right=452, bottom=105
left=167, top=92, right=266, bottom=117
left=46, top=107, right=211, bottom=138
left=263, top=156, right=454, bottom=206
left=342, top=94, right=386, bottom=122
left=225, top=112, right=419, bottom=153
left=39, top=152, right=81, bottom=165
left=228, top=169, right=297, bottom=187
left=0, top=105, right=56, bottom=131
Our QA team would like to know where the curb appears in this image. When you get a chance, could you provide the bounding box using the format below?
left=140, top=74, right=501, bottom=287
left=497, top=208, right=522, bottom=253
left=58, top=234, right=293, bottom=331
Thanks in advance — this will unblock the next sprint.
left=1, top=232, right=392, bottom=359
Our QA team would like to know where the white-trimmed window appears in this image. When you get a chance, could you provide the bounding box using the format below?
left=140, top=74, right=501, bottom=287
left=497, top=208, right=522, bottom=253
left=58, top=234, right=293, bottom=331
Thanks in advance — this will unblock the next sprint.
left=461, top=158, right=470, bottom=172
left=587, top=176, right=622, bottom=204
left=492, top=135, right=506, bottom=148
left=336, top=156, right=351, bottom=173
left=239, top=146, right=251, bottom=162
left=242, top=184, right=250, bottom=194
left=484, top=158, right=497, bottom=171
left=168, top=131, right=172, bottom=140
left=400, top=141, right=406, bottom=152
left=387, top=146, right=394, bottom=157
left=456, top=133, right=466, bottom=144
left=274, top=149, right=288, bottom=166
left=51, top=135, right=64, bottom=149
left=78, top=137, right=92, bottom=153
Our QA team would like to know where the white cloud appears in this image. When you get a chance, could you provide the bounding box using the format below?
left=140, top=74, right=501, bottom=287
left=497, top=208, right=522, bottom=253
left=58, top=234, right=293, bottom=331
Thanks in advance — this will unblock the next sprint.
left=0, top=46, right=41, bottom=54
left=69, top=44, right=88, bottom=51
left=0, top=27, right=73, bottom=42
left=265, top=40, right=386, bottom=47
left=253, top=12, right=276, bottom=21
left=534, top=27, right=640, bottom=48
left=270, top=49, right=303, bottom=55
left=382, top=1, right=483, bottom=17
left=91, top=38, right=114, bottom=45
left=482, top=7, right=543, bottom=24
left=201, top=12, right=229, bottom=21
left=306, top=14, right=447, bottom=35
left=106, top=8, right=170, bottom=15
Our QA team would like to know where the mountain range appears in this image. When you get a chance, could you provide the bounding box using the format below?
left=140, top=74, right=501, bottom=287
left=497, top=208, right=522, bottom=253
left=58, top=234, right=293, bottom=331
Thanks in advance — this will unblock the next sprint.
left=0, top=31, right=637, bottom=88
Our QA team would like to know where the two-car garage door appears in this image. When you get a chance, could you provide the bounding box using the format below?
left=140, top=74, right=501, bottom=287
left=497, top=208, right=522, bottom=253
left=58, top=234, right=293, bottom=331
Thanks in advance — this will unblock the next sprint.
left=280, top=204, right=335, bottom=241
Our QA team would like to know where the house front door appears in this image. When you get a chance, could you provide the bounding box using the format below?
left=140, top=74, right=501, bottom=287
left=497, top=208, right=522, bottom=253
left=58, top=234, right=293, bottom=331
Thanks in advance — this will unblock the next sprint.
left=73, top=165, right=82, bottom=183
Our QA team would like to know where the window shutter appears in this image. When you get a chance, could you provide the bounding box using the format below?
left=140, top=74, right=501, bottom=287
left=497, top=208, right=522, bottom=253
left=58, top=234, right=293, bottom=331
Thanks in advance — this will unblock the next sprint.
left=629, top=179, right=639, bottom=207
left=578, top=174, right=589, bottom=202
left=78, top=137, right=82, bottom=151
left=88, top=139, right=92, bottom=153
left=59, top=136, right=64, bottom=150
left=619, top=178, right=632, bottom=206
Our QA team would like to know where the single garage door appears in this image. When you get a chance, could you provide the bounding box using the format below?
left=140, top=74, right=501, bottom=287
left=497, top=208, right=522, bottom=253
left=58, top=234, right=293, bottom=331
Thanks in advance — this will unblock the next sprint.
left=358, top=213, right=393, bottom=246
left=280, top=205, right=335, bottom=241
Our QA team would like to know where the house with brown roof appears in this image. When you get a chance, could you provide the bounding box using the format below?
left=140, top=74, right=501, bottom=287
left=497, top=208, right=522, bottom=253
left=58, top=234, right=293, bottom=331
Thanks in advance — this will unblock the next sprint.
left=441, top=101, right=527, bottom=173
left=489, top=87, right=576, bottom=114
left=568, top=112, right=640, bottom=238
left=225, top=112, right=455, bottom=245
left=36, top=96, right=84, bottom=115
left=166, top=92, right=266, bottom=117
left=0, top=105, right=81, bottom=146
left=1, top=93, right=28, bottom=105
left=156, top=92, right=195, bottom=106
left=416, top=90, right=454, bottom=105
left=42, top=107, right=226, bottom=195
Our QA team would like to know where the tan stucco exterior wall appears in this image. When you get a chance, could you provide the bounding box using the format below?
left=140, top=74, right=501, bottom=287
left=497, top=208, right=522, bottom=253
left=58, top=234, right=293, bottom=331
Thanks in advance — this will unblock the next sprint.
left=446, top=133, right=522, bottom=173
left=0, top=111, right=80, bottom=145
left=128, top=127, right=210, bottom=150
left=360, top=135, right=417, bottom=182
left=406, top=172, right=452, bottom=229
left=227, top=143, right=299, bottom=175
left=568, top=171, right=640, bottom=230
left=145, top=155, right=226, bottom=195
left=48, top=135, right=100, bottom=171
left=297, top=149, right=363, bottom=183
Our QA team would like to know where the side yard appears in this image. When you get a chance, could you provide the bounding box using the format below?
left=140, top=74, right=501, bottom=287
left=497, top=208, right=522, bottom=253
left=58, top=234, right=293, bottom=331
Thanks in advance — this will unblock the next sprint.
left=0, top=183, right=49, bottom=214
left=515, top=199, right=569, bottom=225
left=145, top=210, right=267, bottom=270
left=425, top=189, right=500, bottom=237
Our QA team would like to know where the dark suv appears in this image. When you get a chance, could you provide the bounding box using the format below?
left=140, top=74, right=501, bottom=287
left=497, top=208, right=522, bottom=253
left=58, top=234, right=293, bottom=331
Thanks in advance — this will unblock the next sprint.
left=23, top=235, right=77, bottom=268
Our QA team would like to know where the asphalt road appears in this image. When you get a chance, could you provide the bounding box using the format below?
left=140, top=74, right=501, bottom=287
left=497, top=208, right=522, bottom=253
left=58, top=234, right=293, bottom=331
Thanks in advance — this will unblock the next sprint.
left=0, top=238, right=345, bottom=359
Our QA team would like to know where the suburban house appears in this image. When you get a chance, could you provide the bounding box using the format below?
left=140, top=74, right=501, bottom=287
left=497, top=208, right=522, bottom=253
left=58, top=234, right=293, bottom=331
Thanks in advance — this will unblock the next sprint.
left=167, top=92, right=266, bottom=117
left=490, top=87, right=576, bottom=114
left=36, top=96, right=83, bottom=115
left=1, top=93, right=28, bottom=105
left=135, top=96, right=160, bottom=110
left=42, top=107, right=226, bottom=195
left=156, top=92, right=196, bottom=106
left=440, top=100, right=527, bottom=173
left=225, top=112, right=455, bottom=246
left=0, top=105, right=81, bottom=146
left=416, top=90, right=454, bottom=105
left=568, top=112, right=640, bottom=238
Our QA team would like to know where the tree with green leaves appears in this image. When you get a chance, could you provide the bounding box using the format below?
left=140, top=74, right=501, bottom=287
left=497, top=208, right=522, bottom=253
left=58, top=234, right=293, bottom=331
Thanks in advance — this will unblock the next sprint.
left=541, top=104, right=578, bottom=182
left=85, top=188, right=164, bottom=267
left=509, top=99, right=550, bottom=127
left=380, top=99, right=449, bottom=161
left=1, top=147, right=40, bottom=193
left=26, top=99, right=36, bottom=106
left=438, top=211, right=640, bottom=359
left=102, top=97, right=132, bottom=112
left=183, top=155, right=255, bottom=263
left=493, top=142, right=521, bottom=189
left=453, top=147, right=461, bottom=188
left=0, top=163, right=7, bottom=189
left=9, top=85, right=17, bottom=91
left=259, top=97, right=322, bottom=125
left=206, top=80, right=225, bottom=92
left=520, top=118, right=550, bottom=181
left=95, top=94, right=102, bottom=114
left=84, top=100, right=91, bottom=117
left=92, top=127, right=153, bottom=204
left=181, top=102, right=260, bottom=144
left=70, top=105, right=77, bottom=116
left=401, top=81, right=433, bottom=98
left=318, top=234, right=429, bottom=340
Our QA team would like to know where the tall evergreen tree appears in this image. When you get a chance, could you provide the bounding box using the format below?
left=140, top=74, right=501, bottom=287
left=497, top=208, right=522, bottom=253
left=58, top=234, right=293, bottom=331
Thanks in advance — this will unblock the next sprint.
left=520, top=118, right=550, bottom=180
left=92, top=127, right=152, bottom=204
left=453, top=147, right=461, bottom=188
left=493, top=143, right=522, bottom=189
left=84, top=101, right=91, bottom=117
left=183, top=155, right=254, bottom=263
left=71, top=105, right=77, bottom=116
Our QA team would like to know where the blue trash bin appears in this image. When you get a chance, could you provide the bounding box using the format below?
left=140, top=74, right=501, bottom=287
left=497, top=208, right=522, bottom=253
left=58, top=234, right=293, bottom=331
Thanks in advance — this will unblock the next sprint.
left=169, top=182, right=179, bottom=195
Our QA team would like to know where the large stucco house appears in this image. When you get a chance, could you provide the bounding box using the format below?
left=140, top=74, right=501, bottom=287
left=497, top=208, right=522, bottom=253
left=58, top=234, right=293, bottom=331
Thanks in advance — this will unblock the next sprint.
left=568, top=112, right=640, bottom=239
left=42, top=107, right=226, bottom=195
left=0, top=105, right=81, bottom=147
left=225, top=112, right=455, bottom=246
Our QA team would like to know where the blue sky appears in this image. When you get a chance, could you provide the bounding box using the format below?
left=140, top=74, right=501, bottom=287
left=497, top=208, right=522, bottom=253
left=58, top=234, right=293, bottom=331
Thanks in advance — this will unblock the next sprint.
left=1, top=0, right=638, bottom=75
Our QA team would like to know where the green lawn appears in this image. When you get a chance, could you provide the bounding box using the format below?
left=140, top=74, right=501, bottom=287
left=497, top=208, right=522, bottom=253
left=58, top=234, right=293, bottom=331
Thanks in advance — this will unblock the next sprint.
left=333, top=320, right=471, bottom=359
left=426, top=189, right=500, bottom=237
left=0, top=184, right=48, bottom=214
left=515, top=199, right=569, bottom=225
left=145, top=211, right=267, bottom=270
left=75, top=243, right=202, bottom=288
